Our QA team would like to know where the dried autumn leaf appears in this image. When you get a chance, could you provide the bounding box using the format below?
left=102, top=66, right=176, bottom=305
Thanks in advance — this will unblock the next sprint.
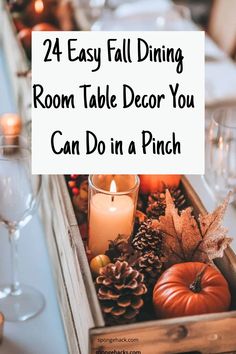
left=197, top=193, right=232, bottom=260
left=152, top=190, right=232, bottom=266
left=153, top=190, right=202, bottom=265
left=178, top=208, right=204, bottom=261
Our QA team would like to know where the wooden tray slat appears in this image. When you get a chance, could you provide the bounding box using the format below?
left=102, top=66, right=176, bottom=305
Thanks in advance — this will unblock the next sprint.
left=40, top=176, right=80, bottom=354
left=56, top=176, right=105, bottom=328
left=90, top=312, right=236, bottom=354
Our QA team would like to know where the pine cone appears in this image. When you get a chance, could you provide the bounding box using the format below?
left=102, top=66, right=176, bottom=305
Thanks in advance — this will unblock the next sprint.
left=146, top=188, right=187, bottom=219
left=132, top=219, right=163, bottom=256
left=105, top=235, right=130, bottom=262
left=96, top=261, right=147, bottom=325
left=134, top=210, right=147, bottom=235
left=132, top=251, right=162, bottom=290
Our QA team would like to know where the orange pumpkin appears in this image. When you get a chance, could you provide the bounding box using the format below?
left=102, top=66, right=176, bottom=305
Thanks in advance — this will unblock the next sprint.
left=139, top=175, right=181, bottom=194
left=153, top=262, right=231, bottom=319
left=32, top=23, right=59, bottom=31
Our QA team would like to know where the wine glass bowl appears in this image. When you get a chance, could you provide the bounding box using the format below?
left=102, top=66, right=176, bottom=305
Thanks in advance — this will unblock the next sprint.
left=0, top=135, right=44, bottom=322
left=205, top=107, right=236, bottom=203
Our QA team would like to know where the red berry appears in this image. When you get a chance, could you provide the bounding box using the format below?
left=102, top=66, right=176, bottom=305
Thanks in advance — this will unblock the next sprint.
left=71, top=174, right=78, bottom=180
left=72, top=187, right=79, bottom=195
left=68, top=180, right=76, bottom=188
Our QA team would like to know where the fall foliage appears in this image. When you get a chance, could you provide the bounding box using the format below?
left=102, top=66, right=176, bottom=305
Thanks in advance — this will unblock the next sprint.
left=152, top=190, right=232, bottom=266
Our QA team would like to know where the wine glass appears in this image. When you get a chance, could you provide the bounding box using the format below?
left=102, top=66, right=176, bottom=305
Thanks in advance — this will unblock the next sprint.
left=204, top=107, right=236, bottom=203
left=155, top=4, right=192, bottom=31
left=91, top=1, right=191, bottom=31
left=0, top=135, right=45, bottom=321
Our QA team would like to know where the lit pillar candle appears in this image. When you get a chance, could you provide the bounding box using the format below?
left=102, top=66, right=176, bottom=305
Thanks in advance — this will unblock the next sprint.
left=88, top=177, right=138, bottom=256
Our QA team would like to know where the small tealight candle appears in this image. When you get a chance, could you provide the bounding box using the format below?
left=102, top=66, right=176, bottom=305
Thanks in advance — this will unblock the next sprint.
left=88, top=175, right=139, bottom=256
left=34, top=0, right=44, bottom=14
left=25, top=0, right=58, bottom=27
left=0, top=113, right=22, bottom=136
left=0, top=114, right=22, bottom=150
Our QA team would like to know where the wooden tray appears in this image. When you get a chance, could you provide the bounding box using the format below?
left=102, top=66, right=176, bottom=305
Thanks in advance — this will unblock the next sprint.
left=40, top=175, right=236, bottom=354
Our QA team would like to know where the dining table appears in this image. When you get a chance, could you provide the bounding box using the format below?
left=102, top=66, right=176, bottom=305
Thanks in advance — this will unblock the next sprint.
left=0, top=1, right=236, bottom=353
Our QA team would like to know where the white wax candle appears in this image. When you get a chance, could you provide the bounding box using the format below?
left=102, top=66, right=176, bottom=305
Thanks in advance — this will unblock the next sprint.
left=89, top=193, right=134, bottom=256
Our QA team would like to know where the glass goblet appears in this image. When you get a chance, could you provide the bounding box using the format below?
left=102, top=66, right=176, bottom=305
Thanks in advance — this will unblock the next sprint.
left=0, top=135, right=45, bottom=321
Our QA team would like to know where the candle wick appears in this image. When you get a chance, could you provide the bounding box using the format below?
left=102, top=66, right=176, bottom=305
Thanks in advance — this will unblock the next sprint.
left=111, top=195, right=114, bottom=202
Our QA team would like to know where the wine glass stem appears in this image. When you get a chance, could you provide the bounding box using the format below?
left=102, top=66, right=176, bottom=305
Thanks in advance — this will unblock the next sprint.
left=9, top=228, right=21, bottom=295
left=104, top=0, right=109, bottom=9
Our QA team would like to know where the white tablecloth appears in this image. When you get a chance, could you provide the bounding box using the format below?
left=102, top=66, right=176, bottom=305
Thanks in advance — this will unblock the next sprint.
left=0, top=46, right=69, bottom=354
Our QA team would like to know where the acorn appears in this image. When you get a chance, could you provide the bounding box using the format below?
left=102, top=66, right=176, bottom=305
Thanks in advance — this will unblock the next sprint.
left=90, top=255, right=111, bottom=276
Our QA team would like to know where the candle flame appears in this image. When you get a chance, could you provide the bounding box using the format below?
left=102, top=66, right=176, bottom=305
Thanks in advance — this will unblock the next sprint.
left=34, top=0, right=44, bottom=14
left=110, top=179, right=117, bottom=193
left=219, top=136, right=223, bottom=150
left=6, top=116, right=17, bottom=127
